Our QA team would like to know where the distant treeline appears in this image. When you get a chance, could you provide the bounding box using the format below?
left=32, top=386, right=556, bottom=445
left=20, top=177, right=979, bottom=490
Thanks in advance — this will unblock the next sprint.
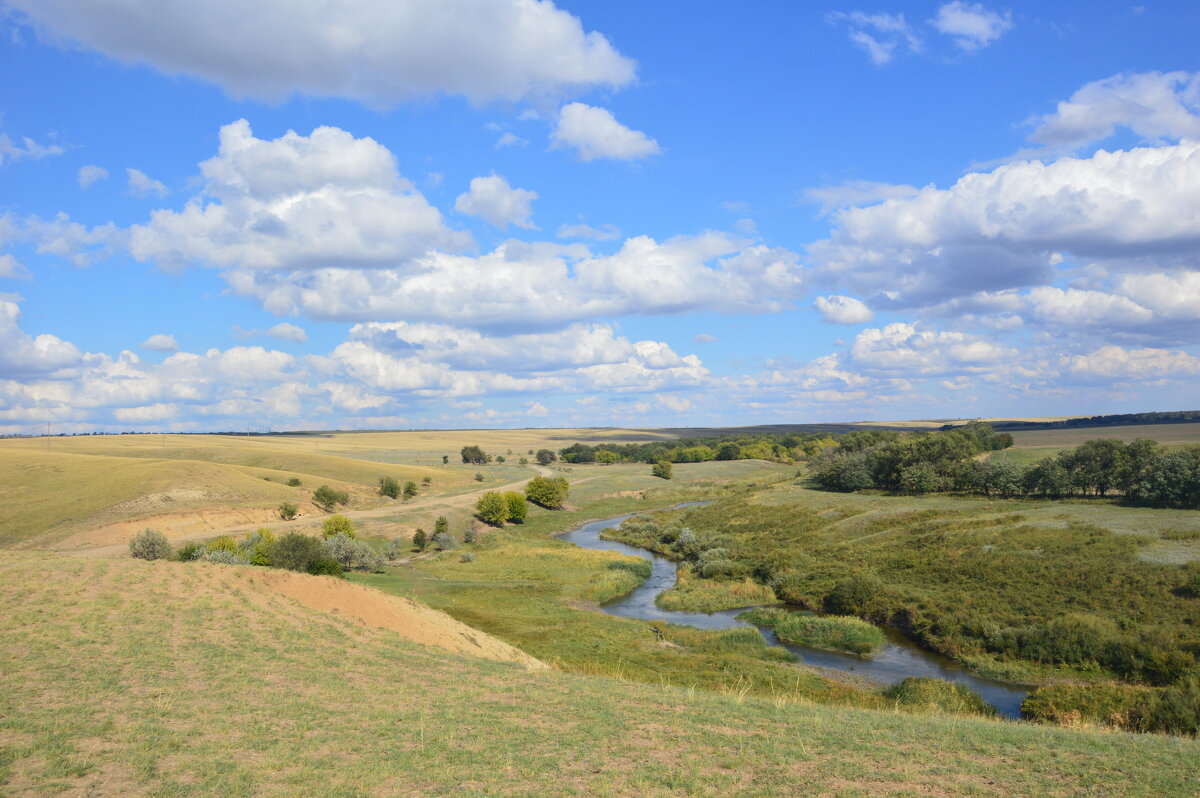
left=965, top=409, right=1200, bottom=432
left=814, top=430, right=1200, bottom=509
left=554, top=433, right=839, bottom=465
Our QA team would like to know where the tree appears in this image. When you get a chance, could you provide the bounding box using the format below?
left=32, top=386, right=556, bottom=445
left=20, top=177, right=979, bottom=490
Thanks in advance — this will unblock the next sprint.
left=130, top=528, right=172, bottom=561
left=442, top=455, right=449, bottom=465
left=313, top=484, right=349, bottom=510
left=526, top=475, right=569, bottom=508
left=535, top=448, right=557, bottom=466
left=412, top=528, right=427, bottom=551
left=378, top=475, right=401, bottom=499
left=403, top=481, right=418, bottom=500
left=430, top=528, right=456, bottom=550
left=461, top=445, right=488, bottom=465
left=322, top=514, right=355, bottom=538
left=496, top=455, right=506, bottom=464
left=278, top=502, right=299, bottom=520
left=595, top=450, right=620, bottom=464
left=475, top=491, right=508, bottom=526
left=899, top=462, right=940, bottom=495
left=474, top=472, right=485, bottom=482
left=504, top=491, right=528, bottom=523
left=434, top=516, right=449, bottom=537
left=716, top=442, right=741, bottom=461
left=271, top=532, right=343, bottom=577
left=652, top=460, right=673, bottom=480
left=322, top=533, right=382, bottom=572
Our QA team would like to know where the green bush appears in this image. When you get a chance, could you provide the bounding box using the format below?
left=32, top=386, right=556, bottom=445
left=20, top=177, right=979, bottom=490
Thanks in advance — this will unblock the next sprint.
left=201, top=549, right=251, bottom=565
left=176, top=541, right=205, bottom=562
left=1145, top=675, right=1200, bottom=736
left=403, top=481, right=418, bottom=500
left=313, top=484, right=349, bottom=510
left=504, top=491, right=528, bottom=523
left=278, top=501, right=299, bottom=520
left=475, top=491, right=508, bottom=526
left=652, top=460, right=673, bottom=480
left=422, top=476, right=432, bottom=485
left=286, top=477, right=302, bottom=487
left=239, top=528, right=277, bottom=566
left=464, top=526, right=479, bottom=544
left=130, top=529, right=172, bottom=561
left=1021, top=682, right=1155, bottom=730
left=205, top=535, right=238, bottom=553
left=824, top=573, right=882, bottom=616
left=460, top=552, right=476, bottom=563
left=431, top=530, right=456, bottom=551
left=412, top=529, right=427, bottom=551
left=883, top=677, right=997, bottom=717
left=270, top=532, right=344, bottom=577
left=526, top=476, right=569, bottom=509
left=378, top=476, right=401, bottom=499
left=322, top=514, right=355, bottom=538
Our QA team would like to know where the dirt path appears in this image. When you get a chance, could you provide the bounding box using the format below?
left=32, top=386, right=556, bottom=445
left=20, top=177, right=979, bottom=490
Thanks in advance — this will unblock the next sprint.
left=63, top=465, right=558, bottom=559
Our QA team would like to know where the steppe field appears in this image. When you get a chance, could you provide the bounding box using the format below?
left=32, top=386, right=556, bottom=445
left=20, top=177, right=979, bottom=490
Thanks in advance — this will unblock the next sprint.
left=1, top=427, right=1198, bottom=796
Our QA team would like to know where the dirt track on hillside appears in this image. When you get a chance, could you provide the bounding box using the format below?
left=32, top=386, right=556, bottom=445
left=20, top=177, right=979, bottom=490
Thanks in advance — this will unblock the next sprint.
left=58, top=466, right=561, bottom=559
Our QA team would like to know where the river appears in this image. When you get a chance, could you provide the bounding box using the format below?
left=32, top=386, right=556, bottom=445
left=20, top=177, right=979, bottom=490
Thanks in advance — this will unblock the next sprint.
left=557, top=505, right=1031, bottom=718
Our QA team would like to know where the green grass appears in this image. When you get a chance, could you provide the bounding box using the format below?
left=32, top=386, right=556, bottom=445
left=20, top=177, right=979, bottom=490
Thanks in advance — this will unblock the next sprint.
left=656, top=566, right=779, bottom=612
left=618, top=481, right=1200, bottom=686
left=740, top=608, right=885, bottom=656
left=2, top=550, right=1199, bottom=796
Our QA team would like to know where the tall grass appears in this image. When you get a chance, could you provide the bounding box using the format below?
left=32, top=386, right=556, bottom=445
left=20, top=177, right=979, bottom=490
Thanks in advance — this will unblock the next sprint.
left=740, top=607, right=885, bottom=655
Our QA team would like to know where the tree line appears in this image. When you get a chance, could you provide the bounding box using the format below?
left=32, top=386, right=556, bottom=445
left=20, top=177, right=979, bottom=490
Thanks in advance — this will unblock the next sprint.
left=813, top=429, right=1200, bottom=509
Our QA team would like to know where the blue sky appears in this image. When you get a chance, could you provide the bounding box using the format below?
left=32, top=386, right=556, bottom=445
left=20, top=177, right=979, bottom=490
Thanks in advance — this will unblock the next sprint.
left=1, top=0, right=1198, bottom=433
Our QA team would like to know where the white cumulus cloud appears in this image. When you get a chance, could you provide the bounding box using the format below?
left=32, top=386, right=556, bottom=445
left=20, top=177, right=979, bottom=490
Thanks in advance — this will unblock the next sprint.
left=8, top=0, right=636, bottom=106
left=77, top=164, right=108, bottom=188
left=267, top=322, right=308, bottom=343
left=454, top=174, right=538, bottom=229
left=931, top=2, right=1013, bottom=51
left=126, top=168, right=168, bottom=198
left=551, top=103, right=660, bottom=162
left=140, top=333, right=179, bottom=352
left=814, top=295, right=874, bottom=324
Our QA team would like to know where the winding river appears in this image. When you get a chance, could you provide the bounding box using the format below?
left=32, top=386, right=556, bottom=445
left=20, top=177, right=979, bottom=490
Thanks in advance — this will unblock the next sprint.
left=557, top=505, right=1031, bottom=718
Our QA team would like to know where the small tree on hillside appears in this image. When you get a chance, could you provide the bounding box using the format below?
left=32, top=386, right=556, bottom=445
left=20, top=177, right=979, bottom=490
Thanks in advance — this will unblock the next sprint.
left=322, top=514, right=355, bottom=538
left=434, top=516, right=449, bottom=537
left=475, top=491, right=508, bottom=526
left=130, top=529, right=172, bottom=561
left=403, top=481, right=418, bottom=500
left=278, top=502, right=299, bottom=520
left=313, top=484, right=349, bottom=510
left=652, top=460, right=673, bottom=480
left=461, top=445, right=488, bottom=465
left=412, top=529, right=428, bottom=551
left=526, top=475, right=568, bottom=509
left=535, top=448, right=557, bottom=466
left=378, top=475, right=401, bottom=498
left=442, top=455, right=449, bottom=465
left=504, top=491, right=528, bottom=523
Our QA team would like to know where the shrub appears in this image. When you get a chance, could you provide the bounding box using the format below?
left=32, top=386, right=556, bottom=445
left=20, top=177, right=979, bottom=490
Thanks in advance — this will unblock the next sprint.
left=201, top=549, right=251, bottom=565
left=526, top=475, right=569, bottom=508
left=474, top=472, right=485, bottom=482
left=652, top=460, right=673, bottom=480
left=322, top=514, right=355, bottom=538
left=430, top=530, right=456, bottom=551
left=130, top=529, right=172, bottom=561
left=322, top=533, right=383, bottom=572
left=385, top=539, right=404, bottom=560
left=460, top=552, right=476, bottom=563
left=464, top=526, right=479, bottom=544
left=1021, top=683, right=1155, bottom=730
left=825, top=573, right=882, bottom=616
left=286, top=477, right=302, bottom=487
left=504, top=491, right=528, bottom=523
left=378, top=476, right=401, bottom=499
left=205, top=535, right=238, bottom=553
left=461, top=445, right=488, bottom=464
left=403, top=481, right=418, bottom=500
left=674, top=527, right=698, bottom=556
left=434, top=516, right=449, bottom=536
left=1185, top=569, right=1200, bottom=598
left=1145, top=675, right=1200, bottom=736
left=176, top=541, right=205, bottom=562
left=278, top=501, right=299, bottom=520
left=270, top=532, right=344, bottom=577
left=239, top=528, right=277, bottom=566
left=535, top=448, right=556, bottom=465
left=740, top=608, right=884, bottom=655
left=412, top=528, right=427, bottom=551
left=883, top=677, right=997, bottom=717
left=313, top=484, right=349, bottom=510
left=422, top=476, right=432, bottom=485
left=475, top=491, right=508, bottom=526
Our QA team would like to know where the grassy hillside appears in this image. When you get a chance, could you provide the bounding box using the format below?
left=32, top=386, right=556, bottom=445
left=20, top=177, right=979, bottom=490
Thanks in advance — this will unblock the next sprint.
left=2, top=550, right=1197, bottom=796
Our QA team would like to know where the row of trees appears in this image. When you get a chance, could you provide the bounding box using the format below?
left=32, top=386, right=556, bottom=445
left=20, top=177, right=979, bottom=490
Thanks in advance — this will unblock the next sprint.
left=813, top=434, right=1200, bottom=509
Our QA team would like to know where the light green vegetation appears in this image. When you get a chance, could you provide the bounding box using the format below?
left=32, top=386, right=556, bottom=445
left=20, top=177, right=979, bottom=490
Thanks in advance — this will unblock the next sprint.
left=740, top=607, right=885, bottom=656
left=3, top=551, right=1199, bottom=796
left=655, top=565, right=779, bottom=612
